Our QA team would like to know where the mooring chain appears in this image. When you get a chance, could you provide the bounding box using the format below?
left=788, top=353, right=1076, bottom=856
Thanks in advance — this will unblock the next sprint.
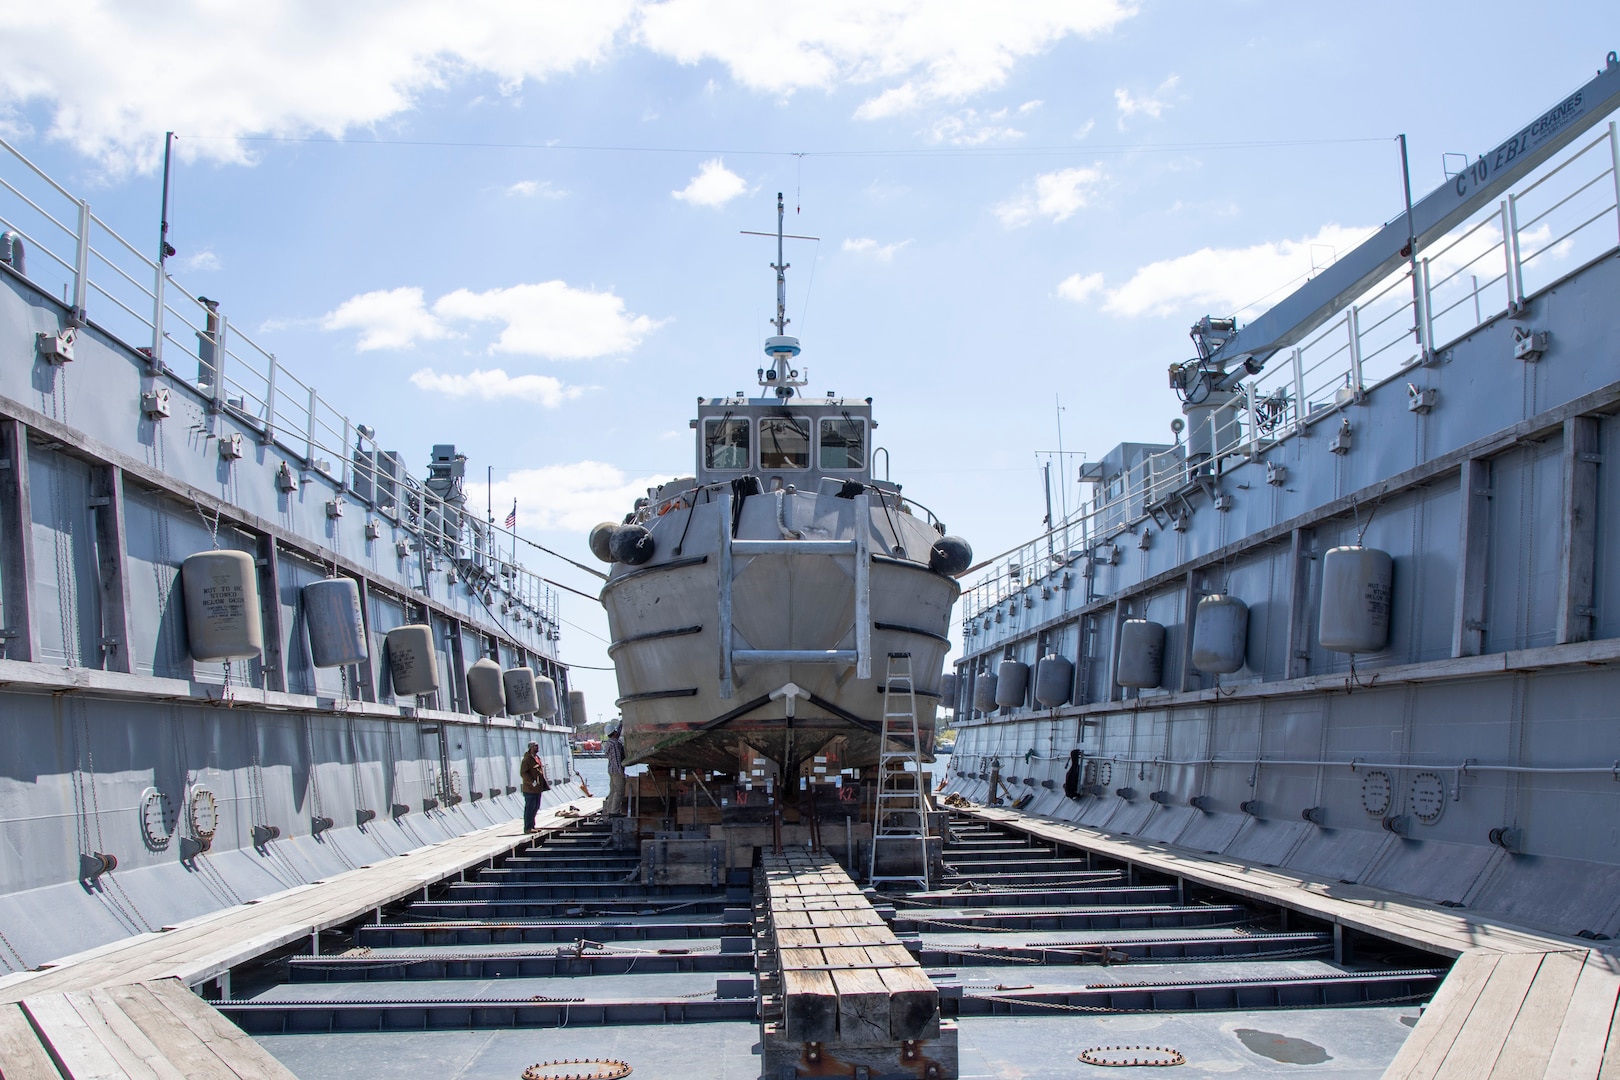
left=1078, top=1044, right=1187, bottom=1068
left=520, top=1060, right=632, bottom=1080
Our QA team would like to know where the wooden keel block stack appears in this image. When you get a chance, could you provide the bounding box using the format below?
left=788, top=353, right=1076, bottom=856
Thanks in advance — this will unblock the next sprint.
left=758, top=849, right=958, bottom=1079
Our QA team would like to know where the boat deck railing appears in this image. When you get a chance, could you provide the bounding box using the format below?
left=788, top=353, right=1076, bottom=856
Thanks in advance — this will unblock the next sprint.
left=0, top=137, right=562, bottom=639
left=959, top=117, right=1620, bottom=628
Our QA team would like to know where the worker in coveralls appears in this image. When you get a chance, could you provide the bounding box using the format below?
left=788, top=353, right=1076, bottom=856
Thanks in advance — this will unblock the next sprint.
left=605, top=727, right=626, bottom=817
left=520, top=741, right=549, bottom=832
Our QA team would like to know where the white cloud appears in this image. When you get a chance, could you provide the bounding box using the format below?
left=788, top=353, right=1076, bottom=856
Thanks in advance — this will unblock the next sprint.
left=0, top=0, right=637, bottom=173
left=671, top=158, right=749, bottom=207
left=407, top=367, right=584, bottom=407
left=993, top=165, right=1105, bottom=227
left=925, top=106, right=1023, bottom=146
left=1101, top=224, right=1377, bottom=319
left=322, top=281, right=659, bottom=358
left=482, top=462, right=678, bottom=534
left=843, top=237, right=912, bottom=262
left=175, top=249, right=221, bottom=272
left=3, top=3, right=1138, bottom=171
left=1018, top=99, right=1043, bottom=113
left=1056, top=271, right=1103, bottom=303
left=435, top=281, right=661, bottom=358
left=1114, top=73, right=1179, bottom=130
left=639, top=0, right=1135, bottom=119
left=505, top=179, right=567, bottom=198
left=321, top=286, right=450, bottom=351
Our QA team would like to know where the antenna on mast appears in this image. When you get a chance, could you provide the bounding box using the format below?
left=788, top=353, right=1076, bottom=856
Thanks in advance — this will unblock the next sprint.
left=773, top=191, right=789, bottom=335
left=741, top=192, right=818, bottom=400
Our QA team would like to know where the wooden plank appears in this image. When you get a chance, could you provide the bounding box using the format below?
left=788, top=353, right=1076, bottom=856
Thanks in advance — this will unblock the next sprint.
left=765, top=850, right=942, bottom=1049
left=19, top=993, right=137, bottom=1080
left=140, top=979, right=300, bottom=1080
left=1383, top=953, right=1501, bottom=1080
left=829, top=964, right=892, bottom=1046
left=816, top=928, right=937, bottom=1041
left=102, top=984, right=236, bottom=1080
left=1604, top=1003, right=1620, bottom=1080
left=1488, top=950, right=1587, bottom=1080
left=0, top=1001, right=61, bottom=1079
left=1603, top=1013, right=1620, bottom=1080
left=775, top=930, right=837, bottom=1043
left=1544, top=953, right=1620, bottom=1079
left=1431, top=951, right=1547, bottom=1078
left=73, top=989, right=187, bottom=1080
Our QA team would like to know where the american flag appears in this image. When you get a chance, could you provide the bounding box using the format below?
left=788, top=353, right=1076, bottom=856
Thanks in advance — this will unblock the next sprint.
left=504, top=500, right=517, bottom=529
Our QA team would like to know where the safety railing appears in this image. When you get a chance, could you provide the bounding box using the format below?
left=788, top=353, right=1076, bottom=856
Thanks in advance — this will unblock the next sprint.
left=0, top=136, right=563, bottom=646
left=962, top=118, right=1620, bottom=630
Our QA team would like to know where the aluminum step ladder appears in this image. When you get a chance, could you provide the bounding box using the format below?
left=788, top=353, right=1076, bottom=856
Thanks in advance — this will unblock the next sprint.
left=868, top=652, right=930, bottom=889
left=717, top=489, right=871, bottom=699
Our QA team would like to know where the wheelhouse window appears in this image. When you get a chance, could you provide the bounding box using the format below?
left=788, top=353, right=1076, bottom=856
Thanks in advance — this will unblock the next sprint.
left=819, top=418, right=865, bottom=470
left=759, top=416, right=811, bottom=469
left=704, top=418, right=750, bottom=470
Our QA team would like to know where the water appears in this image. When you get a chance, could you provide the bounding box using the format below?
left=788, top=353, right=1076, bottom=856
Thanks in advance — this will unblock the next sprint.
left=571, top=754, right=610, bottom=797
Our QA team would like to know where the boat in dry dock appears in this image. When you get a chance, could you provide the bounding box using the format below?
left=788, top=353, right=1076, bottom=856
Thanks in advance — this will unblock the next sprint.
left=6, top=51, right=1620, bottom=1080
left=594, top=194, right=974, bottom=775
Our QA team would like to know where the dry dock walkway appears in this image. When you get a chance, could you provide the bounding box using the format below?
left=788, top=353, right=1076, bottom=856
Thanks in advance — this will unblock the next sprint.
left=963, top=805, right=1620, bottom=1079
left=0, top=798, right=599, bottom=1078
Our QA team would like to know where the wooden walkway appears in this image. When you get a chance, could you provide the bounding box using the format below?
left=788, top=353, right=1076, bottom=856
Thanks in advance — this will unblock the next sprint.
left=0, top=977, right=298, bottom=1079
left=0, top=799, right=598, bottom=1077
left=963, top=805, right=1620, bottom=1079
left=759, top=849, right=957, bottom=1078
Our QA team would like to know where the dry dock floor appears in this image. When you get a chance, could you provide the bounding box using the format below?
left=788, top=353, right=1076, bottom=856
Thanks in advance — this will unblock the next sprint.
left=965, top=805, right=1620, bottom=1079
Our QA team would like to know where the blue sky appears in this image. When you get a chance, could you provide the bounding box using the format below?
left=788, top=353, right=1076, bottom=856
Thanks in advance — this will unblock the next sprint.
left=3, top=2, right=1617, bottom=722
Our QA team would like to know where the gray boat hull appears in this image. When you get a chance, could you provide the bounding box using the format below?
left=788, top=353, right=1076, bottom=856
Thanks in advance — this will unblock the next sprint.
left=603, top=485, right=958, bottom=770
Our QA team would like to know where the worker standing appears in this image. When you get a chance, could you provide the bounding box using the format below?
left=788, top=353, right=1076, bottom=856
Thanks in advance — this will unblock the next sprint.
left=605, top=726, right=626, bottom=817
left=520, top=741, right=549, bottom=832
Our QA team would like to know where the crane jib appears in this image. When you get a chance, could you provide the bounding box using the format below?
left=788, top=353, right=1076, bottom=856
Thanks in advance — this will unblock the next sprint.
left=1211, top=51, right=1620, bottom=387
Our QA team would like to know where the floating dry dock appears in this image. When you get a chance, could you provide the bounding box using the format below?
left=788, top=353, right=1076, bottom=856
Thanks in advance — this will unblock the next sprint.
left=8, top=804, right=1620, bottom=1077
left=7, top=45, right=1620, bottom=1080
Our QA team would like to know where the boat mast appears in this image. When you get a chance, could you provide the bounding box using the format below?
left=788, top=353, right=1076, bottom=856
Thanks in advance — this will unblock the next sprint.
left=772, top=191, right=789, bottom=336
left=742, top=196, right=816, bottom=400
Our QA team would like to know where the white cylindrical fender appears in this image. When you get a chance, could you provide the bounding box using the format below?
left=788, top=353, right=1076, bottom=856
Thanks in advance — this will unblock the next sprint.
left=1191, top=595, right=1249, bottom=675
left=535, top=676, right=559, bottom=720
left=994, top=660, right=1029, bottom=707
left=1319, top=546, right=1394, bottom=653
left=504, top=668, right=539, bottom=715
left=466, top=658, right=506, bottom=716
left=302, top=578, right=367, bottom=668
left=385, top=624, right=439, bottom=696
left=1115, top=619, right=1167, bottom=688
left=1034, top=655, right=1073, bottom=707
left=181, top=550, right=264, bottom=662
